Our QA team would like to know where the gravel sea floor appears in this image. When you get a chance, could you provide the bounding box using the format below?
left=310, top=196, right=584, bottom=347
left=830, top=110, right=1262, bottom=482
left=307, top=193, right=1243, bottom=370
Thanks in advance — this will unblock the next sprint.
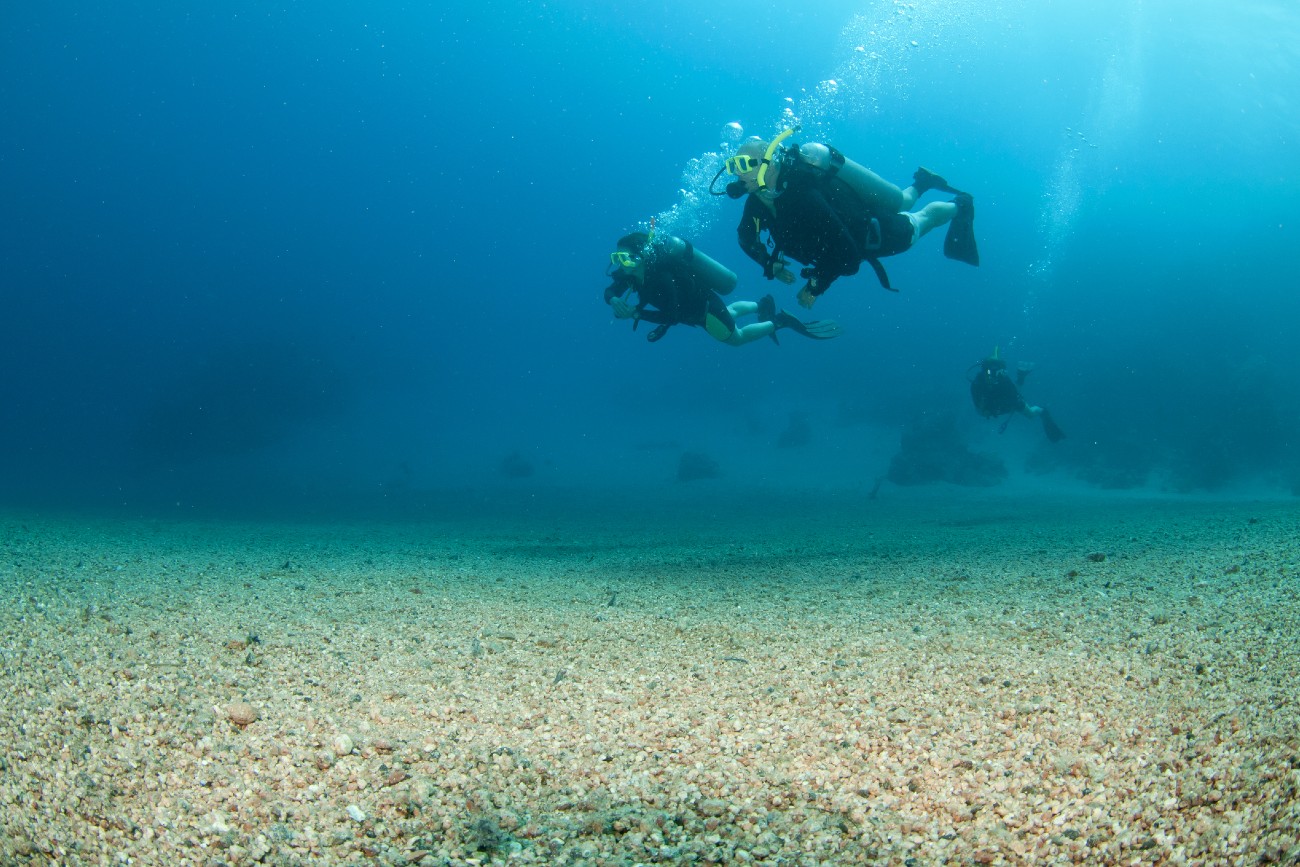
left=2, top=488, right=1298, bottom=865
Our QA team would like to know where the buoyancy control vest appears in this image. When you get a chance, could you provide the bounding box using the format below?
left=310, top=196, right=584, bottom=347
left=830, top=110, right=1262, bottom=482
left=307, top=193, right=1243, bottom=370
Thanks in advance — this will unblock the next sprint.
left=608, top=233, right=738, bottom=340
left=768, top=143, right=900, bottom=291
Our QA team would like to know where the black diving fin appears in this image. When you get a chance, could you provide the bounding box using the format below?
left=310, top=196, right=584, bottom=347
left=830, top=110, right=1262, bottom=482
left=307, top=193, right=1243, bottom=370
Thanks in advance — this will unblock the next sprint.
left=943, top=192, right=980, bottom=267
left=1041, top=408, right=1065, bottom=443
left=775, top=310, right=842, bottom=340
left=913, top=167, right=958, bottom=196
left=759, top=294, right=841, bottom=342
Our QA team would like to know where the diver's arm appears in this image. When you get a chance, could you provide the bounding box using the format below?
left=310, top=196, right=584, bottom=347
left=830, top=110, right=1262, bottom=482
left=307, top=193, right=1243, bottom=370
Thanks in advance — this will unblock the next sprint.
left=795, top=272, right=838, bottom=309
left=770, top=259, right=796, bottom=284
left=610, top=294, right=673, bottom=326
left=631, top=307, right=673, bottom=325
left=806, top=270, right=836, bottom=296
left=736, top=200, right=776, bottom=277
left=609, top=295, right=637, bottom=319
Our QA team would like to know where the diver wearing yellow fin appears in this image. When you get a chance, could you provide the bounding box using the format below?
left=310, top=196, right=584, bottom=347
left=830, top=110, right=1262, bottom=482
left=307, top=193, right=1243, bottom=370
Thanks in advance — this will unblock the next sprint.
left=603, top=228, right=841, bottom=346
left=712, top=128, right=978, bottom=309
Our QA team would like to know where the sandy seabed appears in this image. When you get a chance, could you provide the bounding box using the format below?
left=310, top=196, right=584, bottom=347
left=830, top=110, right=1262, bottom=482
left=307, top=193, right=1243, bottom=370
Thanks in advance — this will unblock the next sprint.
left=1, top=488, right=1298, bottom=866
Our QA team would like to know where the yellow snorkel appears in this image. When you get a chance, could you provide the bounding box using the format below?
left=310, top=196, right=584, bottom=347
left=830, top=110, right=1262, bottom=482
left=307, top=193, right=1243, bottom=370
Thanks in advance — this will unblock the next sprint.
left=755, top=125, right=799, bottom=192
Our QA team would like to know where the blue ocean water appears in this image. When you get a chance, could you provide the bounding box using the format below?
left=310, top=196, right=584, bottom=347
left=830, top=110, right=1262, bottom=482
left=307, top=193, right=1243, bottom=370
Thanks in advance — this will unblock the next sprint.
left=2, top=0, right=1298, bottom=515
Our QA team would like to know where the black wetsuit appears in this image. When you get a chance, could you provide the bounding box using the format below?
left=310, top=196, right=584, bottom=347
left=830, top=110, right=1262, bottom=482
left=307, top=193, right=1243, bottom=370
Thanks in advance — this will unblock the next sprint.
left=605, top=258, right=732, bottom=336
left=639, top=264, right=729, bottom=329
left=970, top=369, right=1027, bottom=418
left=736, top=150, right=913, bottom=295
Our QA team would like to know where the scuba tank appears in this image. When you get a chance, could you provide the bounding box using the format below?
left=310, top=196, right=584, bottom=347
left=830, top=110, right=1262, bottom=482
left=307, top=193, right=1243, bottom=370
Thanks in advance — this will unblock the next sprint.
left=796, top=142, right=904, bottom=215
left=654, top=235, right=737, bottom=296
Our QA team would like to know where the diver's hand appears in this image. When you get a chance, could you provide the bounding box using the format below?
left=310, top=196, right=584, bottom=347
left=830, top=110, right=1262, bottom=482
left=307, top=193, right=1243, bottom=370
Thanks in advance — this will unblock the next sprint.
left=796, top=283, right=817, bottom=310
left=610, top=296, right=636, bottom=320
left=772, top=259, right=796, bottom=285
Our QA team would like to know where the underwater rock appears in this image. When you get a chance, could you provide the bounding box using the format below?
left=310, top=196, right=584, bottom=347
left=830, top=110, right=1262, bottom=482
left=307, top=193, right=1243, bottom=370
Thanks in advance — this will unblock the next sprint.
left=499, top=451, right=535, bottom=479
left=133, top=339, right=349, bottom=464
left=886, top=413, right=1006, bottom=487
left=677, top=451, right=721, bottom=482
left=776, top=412, right=812, bottom=448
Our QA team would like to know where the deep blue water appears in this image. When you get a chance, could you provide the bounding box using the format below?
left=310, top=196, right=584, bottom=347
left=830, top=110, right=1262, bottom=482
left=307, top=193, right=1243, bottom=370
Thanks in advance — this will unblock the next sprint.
left=3, top=0, right=1298, bottom=516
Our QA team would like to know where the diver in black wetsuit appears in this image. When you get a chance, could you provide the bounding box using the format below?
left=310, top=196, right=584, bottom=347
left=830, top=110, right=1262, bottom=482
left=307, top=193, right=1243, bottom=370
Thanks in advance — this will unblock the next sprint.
left=969, top=350, right=1065, bottom=443
left=715, top=130, right=977, bottom=309
left=603, top=231, right=840, bottom=345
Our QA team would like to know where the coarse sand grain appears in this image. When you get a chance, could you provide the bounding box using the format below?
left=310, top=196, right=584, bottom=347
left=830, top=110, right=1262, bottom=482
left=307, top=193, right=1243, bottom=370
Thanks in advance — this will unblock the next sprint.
left=1, top=488, right=1297, bottom=865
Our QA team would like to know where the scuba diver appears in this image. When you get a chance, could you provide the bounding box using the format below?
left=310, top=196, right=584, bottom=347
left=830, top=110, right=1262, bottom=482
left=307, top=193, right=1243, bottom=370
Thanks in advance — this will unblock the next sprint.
left=603, top=229, right=841, bottom=346
left=969, top=348, right=1065, bottom=443
left=711, top=128, right=978, bottom=309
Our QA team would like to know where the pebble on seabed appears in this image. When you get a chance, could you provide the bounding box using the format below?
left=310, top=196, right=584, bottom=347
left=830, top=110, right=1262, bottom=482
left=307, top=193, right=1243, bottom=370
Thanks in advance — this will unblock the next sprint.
left=226, top=702, right=258, bottom=727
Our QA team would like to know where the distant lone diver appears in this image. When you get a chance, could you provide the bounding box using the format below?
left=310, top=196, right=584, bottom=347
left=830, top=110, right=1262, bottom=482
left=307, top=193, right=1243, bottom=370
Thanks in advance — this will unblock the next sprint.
left=969, top=348, right=1065, bottom=443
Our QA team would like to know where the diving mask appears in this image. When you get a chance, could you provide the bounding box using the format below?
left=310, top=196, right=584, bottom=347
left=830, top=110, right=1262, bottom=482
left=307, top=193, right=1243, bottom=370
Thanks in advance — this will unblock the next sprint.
left=725, top=154, right=762, bottom=175
left=610, top=250, right=640, bottom=271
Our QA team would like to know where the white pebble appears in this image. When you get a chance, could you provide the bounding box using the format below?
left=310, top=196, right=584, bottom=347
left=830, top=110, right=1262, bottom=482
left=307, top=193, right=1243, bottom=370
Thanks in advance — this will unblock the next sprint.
left=346, top=804, right=366, bottom=822
left=332, top=733, right=354, bottom=755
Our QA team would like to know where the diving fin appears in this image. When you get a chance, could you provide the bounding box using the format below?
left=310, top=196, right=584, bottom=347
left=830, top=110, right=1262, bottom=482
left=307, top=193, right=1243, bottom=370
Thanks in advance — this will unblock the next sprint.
left=801, top=319, right=843, bottom=339
left=1041, top=408, right=1065, bottom=443
left=775, top=310, right=841, bottom=340
left=913, top=166, right=958, bottom=196
left=944, top=192, right=979, bottom=266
